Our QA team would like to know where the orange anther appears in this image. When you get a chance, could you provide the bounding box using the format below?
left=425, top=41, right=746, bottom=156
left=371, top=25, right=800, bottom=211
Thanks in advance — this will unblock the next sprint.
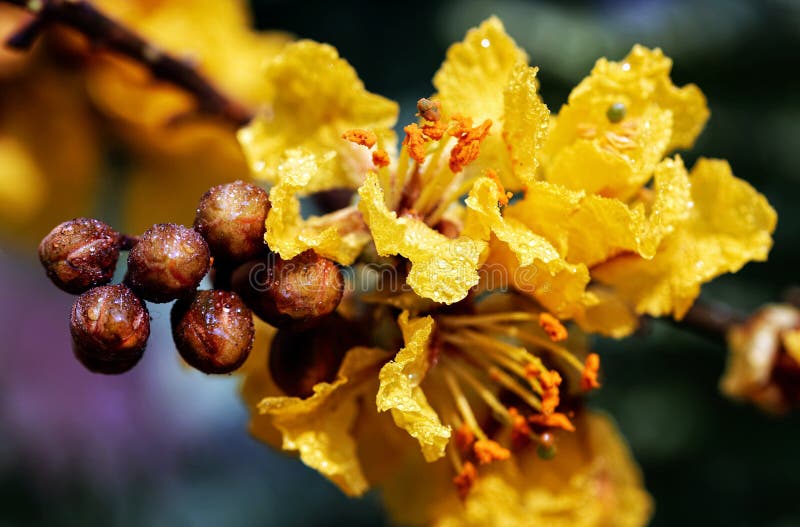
left=341, top=128, right=377, bottom=148
left=508, top=407, right=531, bottom=449
left=539, top=313, right=568, bottom=342
left=473, top=439, right=511, bottom=465
left=581, top=353, right=601, bottom=391
left=539, top=370, right=562, bottom=415
left=528, top=412, right=576, bottom=432
left=455, top=423, right=475, bottom=454
left=453, top=461, right=477, bottom=500
left=403, top=123, right=426, bottom=165
left=372, top=149, right=390, bottom=168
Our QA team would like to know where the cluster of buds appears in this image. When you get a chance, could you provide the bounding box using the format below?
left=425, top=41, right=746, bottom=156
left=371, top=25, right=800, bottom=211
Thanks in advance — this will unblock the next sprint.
left=38, top=181, right=345, bottom=376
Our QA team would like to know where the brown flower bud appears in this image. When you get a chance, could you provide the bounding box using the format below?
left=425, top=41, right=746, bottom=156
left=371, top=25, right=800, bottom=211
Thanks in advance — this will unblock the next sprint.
left=126, top=223, right=210, bottom=303
left=194, top=180, right=270, bottom=264
left=70, top=284, right=150, bottom=374
left=268, top=314, right=361, bottom=397
left=39, top=218, right=120, bottom=294
left=171, top=290, right=255, bottom=374
left=232, top=251, right=344, bottom=329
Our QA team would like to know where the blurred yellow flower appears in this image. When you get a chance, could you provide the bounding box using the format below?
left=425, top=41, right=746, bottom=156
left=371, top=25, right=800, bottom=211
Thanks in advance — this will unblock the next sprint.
left=0, top=0, right=291, bottom=243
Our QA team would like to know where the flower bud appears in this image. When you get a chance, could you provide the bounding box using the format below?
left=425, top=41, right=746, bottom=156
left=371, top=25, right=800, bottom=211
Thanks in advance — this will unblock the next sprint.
left=232, top=251, right=344, bottom=329
left=194, top=180, right=270, bottom=264
left=268, top=314, right=361, bottom=397
left=70, top=284, right=150, bottom=374
left=39, top=218, right=120, bottom=294
left=171, top=289, right=255, bottom=374
left=126, top=223, right=210, bottom=303
left=721, top=304, right=800, bottom=413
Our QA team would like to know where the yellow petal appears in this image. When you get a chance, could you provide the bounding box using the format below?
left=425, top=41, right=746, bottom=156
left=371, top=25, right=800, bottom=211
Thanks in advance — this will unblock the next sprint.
left=257, top=346, right=386, bottom=496
left=358, top=172, right=486, bottom=304
left=464, top=177, right=590, bottom=319
left=502, top=64, right=550, bottom=188
left=265, top=149, right=370, bottom=265
left=545, top=105, right=672, bottom=200
left=433, top=17, right=527, bottom=124
left=240, top=318, right=282, bottom=450
left=377, top=312, right=451, bottom=462
left=507, top=182, right=651, bottom=267
left=593, top=158, right=777, bottom=318
left=542, top=45, right=708, bottom=199
left=507, top=156, right=691, bottom=267
left=383, top=412, right=651, bottom=527
left=573, top=286, right=640, bottom=338
left=239, top=40, right=398, bottom=191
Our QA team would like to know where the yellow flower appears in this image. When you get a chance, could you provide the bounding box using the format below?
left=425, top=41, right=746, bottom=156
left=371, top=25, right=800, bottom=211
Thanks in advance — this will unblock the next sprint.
left=0, top=0, right=290, bottom=243
left=238, top=40, right=399, bottom=192
left=592, top=158, right=776, bottom=319
left=236, top=16, right=773, bottom=527
left=383, top=412, right=652, bottom=527
left=540, top=44, right=708, bottom=200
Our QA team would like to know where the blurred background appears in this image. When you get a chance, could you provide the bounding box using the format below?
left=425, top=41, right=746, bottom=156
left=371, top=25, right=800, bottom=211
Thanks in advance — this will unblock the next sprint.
left=1, top=0, right=799, bottom=525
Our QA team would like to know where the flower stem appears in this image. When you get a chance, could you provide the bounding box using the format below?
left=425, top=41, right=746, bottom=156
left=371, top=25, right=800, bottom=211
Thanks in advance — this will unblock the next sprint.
left=672, top=297, right=746, bottom=342
left=1, top=0, right=253, bottom=126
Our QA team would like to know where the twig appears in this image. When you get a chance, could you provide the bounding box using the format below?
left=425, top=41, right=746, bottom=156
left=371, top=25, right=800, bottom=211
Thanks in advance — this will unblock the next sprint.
left=1, top=0, right=253, bottom=126
left=672, top=297, right=746, bottom=342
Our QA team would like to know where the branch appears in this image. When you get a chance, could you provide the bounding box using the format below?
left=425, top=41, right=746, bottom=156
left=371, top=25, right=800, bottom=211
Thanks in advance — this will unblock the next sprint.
left=672, top=297, right=746, bottom=343
left=2, top=0, right=253, bottom=127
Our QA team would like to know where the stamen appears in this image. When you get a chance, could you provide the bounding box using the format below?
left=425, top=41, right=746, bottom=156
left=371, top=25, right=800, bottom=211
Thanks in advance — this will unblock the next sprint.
left=403, top=123, right=427, bottom=165
left=449, top=116, right=492, bottom=173
left=341, top=128, right=377, bottom=148
left=450, top=337, right=542, bottom=410
left=581, top=352, right=601, bottom=391
left=453, top=460, right=477, bottom=500
left=473, top=439, right=510, bottom=465
left=508, top=407, right=533, bottom=449
left=439, top=312, right=540, bottom=327
left=538, top=369, right=562, bottom=415
left=444, top=356, right=510, bottom=421
left=486, top=169, right=511, bottom=206
left=496, top=324, right=585, bottom=374
left=372, top=149, right=390, bottom=168
left=442, top=367, right=487, bottom=441
left=538, top=312, right=568, bottom=342
left=528, top=412, right=575, bottom=432
left=455, top=422, right=475, bottom=454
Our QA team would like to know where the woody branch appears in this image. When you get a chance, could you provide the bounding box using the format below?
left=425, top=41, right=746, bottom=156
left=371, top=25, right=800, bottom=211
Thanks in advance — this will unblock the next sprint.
left=1, top=0, right=253, bottom=126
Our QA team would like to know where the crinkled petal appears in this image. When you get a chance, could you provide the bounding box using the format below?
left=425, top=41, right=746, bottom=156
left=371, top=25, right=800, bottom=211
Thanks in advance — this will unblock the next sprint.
left=358, top=172, right=486, bottom=304
left=502, top=64, right=549, bottom=188
left=257, top=346, right=387, bottom=496
left=507, top=156, right=691, bottom=267
left=593, top=158, right=777, bottom=318
left=433, top=17, right=527, bottom=124
left=542, top=45, right=708, bottom=199
left=238, top=40, right=398, bottom=191
left=266, top=149, right=370, bottom=265
left=377, top=312, right=451, bottom=462
left=463, top=177, right=590, bottom=318
left=545, top=105, right=672, bottom=200
left=573, top=286, right=640, bottom=338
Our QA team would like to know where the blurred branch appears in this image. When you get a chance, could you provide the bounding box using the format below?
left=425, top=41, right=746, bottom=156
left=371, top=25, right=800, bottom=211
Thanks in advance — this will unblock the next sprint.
left=1, top=0, right=253, bottom=127
left=672, top=297, right=746, bottom=343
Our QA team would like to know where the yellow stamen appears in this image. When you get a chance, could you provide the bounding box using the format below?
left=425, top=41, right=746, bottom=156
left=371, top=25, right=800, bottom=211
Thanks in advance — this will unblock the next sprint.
left=442, top=367, right=487, bottom=441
